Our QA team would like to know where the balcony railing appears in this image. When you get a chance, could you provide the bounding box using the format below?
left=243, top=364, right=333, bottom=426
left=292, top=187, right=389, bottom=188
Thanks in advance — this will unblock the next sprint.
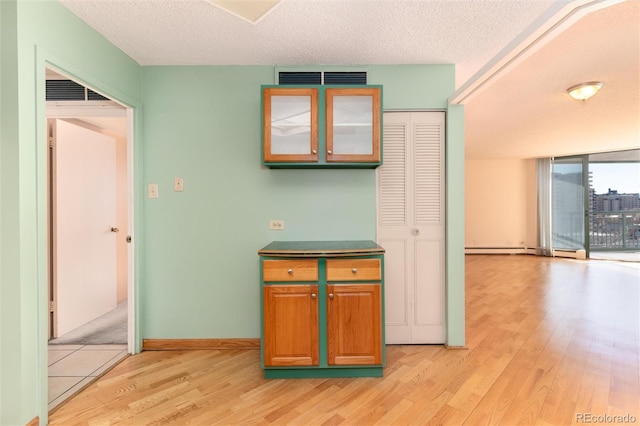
left=589, top=210, right=640, bottom=250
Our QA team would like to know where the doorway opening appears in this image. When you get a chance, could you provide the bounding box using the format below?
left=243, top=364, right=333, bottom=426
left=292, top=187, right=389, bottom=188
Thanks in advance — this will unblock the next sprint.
left=45, top=67, right=133, bottom=410
left=551, top=149, right=640, bottom=262
left=588, top=149, right=640, bottom=262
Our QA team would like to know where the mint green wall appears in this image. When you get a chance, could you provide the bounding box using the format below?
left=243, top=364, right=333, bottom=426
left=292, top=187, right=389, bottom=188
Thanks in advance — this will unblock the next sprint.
left=446, top=104, right=466, bottom=346
left=141, top=64, right=464, bottom=345
left=142, top=66, right=379, bottom=337
left=1, top=2, right=465, bottom=422
left=0, top=1, right=141, bottom=424
left=1, top=2, right=23, bottom=424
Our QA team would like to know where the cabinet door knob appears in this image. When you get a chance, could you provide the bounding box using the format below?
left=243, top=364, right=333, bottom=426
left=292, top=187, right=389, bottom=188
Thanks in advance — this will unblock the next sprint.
left=312, top=149, right=317, bottom=154
left=352, top=268, right=357, bottom=274
left=413, top=228, right=420, bottom=236
left=111, top=227, right=119, bottom=233
left=328, top=293, right=334, bottom=299
left=311, top=293, right=317, bottom=299
left=287, top=268, right=293, bottom=274
left=327, top=150, right=333, bottom=155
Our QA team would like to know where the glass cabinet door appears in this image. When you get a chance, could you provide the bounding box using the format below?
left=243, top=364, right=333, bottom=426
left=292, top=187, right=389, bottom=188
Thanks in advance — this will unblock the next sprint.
left=325, top=88, right=381, bottom=163
left=263, top=88, right=318, bottom=163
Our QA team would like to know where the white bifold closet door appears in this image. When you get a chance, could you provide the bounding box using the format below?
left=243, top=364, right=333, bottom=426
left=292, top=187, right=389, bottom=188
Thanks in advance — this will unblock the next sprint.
left=377, top=111, right=445, bottom=344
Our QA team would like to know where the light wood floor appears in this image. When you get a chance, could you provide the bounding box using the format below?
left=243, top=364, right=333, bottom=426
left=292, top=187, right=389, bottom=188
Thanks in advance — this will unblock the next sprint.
left=49, top=255, right=640, bottom=425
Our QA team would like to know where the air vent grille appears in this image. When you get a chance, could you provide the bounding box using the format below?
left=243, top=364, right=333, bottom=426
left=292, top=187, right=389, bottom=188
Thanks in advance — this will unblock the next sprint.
left=279, top=72, right=322, bottom=85
left=278, top=71, right=367, bottom=85
left=46, top=80, right=110, bottom=101
left=324, top=72, right=367, bottom=85
left=87, top=90, right=109, bottom=101
left=46, top=80, right=85, bottom=101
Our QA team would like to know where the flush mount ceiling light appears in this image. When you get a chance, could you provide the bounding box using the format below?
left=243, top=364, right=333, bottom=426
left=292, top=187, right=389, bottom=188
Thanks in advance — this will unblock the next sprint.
left=567, top=81, right=603, bottom=101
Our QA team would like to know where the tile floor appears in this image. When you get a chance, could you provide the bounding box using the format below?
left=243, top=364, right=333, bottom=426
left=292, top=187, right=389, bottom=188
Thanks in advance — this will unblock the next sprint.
left=48, top=344, right=128, bottom=411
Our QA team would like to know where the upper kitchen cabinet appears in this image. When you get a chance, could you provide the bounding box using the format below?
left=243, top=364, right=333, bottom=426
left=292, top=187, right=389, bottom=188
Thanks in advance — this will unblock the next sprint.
left=325, top=88, right=380, bottom=164
left=261, top=85, right=382, bottom=168
left=263, top=87, right=319, bottom=163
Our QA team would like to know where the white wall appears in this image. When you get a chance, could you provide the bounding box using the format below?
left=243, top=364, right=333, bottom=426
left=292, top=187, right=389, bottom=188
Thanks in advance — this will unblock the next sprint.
left=465, top=158, right=537, bottom=251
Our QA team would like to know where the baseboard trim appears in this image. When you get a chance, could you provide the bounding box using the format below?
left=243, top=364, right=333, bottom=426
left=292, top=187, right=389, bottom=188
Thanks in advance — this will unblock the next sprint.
left=142, top=338, right=260, bottom=351
left=465, top=247, right=528, bottom=255
left=26, top=416, right=39, bottom=426
left=444, top=344, right=468, bottom=350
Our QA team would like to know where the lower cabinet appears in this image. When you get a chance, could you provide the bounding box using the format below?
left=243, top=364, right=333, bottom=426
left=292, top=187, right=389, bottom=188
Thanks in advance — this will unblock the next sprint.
left=263, top=284, right=319, bottom=367
left=259, top=242, right=385, bottom=379
left=326, top=284, right=382, bottom=366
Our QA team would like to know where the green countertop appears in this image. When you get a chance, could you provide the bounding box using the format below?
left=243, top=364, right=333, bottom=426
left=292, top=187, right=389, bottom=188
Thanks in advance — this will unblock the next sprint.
left=259, top=240, right=385, bottom=257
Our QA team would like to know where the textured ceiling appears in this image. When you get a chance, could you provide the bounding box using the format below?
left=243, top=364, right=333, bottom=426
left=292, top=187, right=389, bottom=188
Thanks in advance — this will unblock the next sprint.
left=465, top=0, right=640, bottom=158
left=59, top=0, right=559, bottom=87
left=58, top=0, right=640, bottom=159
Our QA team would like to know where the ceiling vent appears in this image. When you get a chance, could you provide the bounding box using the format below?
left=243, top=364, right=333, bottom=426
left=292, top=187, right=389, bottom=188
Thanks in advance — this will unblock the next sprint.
left=46, top=80, right=110, bottom=102
left=278, top=71, right=367, bottom=85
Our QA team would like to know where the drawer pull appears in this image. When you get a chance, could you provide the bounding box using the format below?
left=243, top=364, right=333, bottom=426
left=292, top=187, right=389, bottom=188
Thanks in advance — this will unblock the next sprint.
left=287, top=269, right=293, bottom=274
left=352, top=268, right=357, bottom=274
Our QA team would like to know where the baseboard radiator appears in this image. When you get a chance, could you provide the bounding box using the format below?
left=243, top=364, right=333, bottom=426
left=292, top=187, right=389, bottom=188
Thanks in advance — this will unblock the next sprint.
left=465, top=247, right=587, bottom=259
left=465, top=247, right=534, bottom=255
left=552, top=249, right=587, bottom=259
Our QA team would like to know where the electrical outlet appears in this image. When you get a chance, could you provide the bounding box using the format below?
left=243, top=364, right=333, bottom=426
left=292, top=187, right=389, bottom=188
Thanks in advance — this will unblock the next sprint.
left=148, top=183, right=158, bottom=199
left=269, top=220, right=285, bottom=230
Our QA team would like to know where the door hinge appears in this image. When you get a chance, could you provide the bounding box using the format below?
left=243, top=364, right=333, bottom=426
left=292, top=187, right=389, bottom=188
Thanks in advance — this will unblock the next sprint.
left=49, top=301, right=55, bottom=312
left=48, top=137, right=54, bottom=149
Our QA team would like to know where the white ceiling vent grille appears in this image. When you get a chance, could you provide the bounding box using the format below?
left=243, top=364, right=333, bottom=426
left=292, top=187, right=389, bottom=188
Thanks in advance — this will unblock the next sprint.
left=46, top=80, right=109, bottom=102
left=278, top=71, right=367, bottom=85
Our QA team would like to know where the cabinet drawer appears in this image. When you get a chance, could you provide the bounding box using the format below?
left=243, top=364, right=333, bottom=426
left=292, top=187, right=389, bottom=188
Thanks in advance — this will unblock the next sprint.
left=263, top=259, right=319, bottom=282
left=326, top=259, right=381, bottom=281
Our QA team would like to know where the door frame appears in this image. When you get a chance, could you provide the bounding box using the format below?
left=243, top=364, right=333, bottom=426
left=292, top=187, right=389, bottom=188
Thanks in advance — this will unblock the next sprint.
left=45, top=71, right=136, bottom=354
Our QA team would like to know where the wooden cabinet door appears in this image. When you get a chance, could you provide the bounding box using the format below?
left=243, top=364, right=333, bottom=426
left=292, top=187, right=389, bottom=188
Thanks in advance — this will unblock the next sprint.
left=325, top=87, right=381, bottom=163
left=326, top=284, right=382, bottom=365
left=263, top=88, right=319, bottom=163
left=263, top=285, right=319, bottom=366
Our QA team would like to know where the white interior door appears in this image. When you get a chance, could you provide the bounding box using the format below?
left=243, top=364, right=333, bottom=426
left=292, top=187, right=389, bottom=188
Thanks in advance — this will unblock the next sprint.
left=52, top=118, right=118, bottom=337
left=377, top=111, right=445, bottom=344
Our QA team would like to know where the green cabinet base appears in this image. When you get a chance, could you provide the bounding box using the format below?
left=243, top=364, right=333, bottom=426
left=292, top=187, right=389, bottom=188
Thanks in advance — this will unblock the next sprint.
left=264, top=367, right=383, bottom=379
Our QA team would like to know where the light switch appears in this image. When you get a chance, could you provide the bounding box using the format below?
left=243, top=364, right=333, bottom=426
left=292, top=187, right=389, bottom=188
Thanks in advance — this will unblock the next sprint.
left=174, top=177, right=184, bottom=192
left=148, top=183, right=158, bottom=199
